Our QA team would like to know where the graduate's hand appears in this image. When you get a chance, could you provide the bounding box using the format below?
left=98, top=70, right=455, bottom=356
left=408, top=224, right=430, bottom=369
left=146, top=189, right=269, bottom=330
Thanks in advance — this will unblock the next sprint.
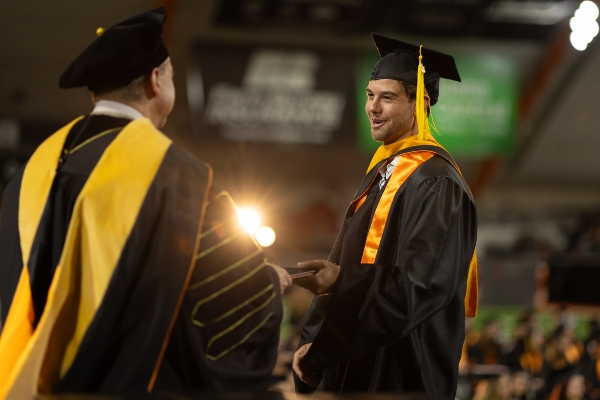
left=293, top=260, right=340, bottom=295
left=293, top=342, right=321, bottom=388
left=267, top=263, right=292, bottom=294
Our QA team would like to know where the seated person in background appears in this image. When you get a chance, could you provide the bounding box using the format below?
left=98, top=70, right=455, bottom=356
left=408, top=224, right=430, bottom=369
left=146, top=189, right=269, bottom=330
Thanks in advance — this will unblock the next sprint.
left=470, top=318, right=505, bottom=365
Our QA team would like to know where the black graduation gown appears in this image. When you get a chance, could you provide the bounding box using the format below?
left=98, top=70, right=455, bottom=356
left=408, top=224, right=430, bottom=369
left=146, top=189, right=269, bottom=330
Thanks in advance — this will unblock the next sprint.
left=0, top=115, right=282, bottom=397
left=295, top=146, right=477, bottom=399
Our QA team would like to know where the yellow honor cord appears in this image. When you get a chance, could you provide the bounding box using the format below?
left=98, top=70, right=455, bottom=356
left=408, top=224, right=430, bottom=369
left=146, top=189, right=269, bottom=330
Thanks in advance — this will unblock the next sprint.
left=416, top=45, right=430, bottom=142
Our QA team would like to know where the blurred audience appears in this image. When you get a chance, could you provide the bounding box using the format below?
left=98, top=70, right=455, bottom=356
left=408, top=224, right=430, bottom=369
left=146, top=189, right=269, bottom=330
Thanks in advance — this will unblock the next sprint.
left=470, top=318, right=506, bottom=365
left=454, top=309, right=600, bottom=400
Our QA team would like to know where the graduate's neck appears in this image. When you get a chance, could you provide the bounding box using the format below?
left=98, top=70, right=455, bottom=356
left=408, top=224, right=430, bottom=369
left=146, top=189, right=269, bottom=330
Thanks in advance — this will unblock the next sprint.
left=366, top=132, right=441, bottom=173
left=382, top=130, right=430, bottom=151
left=383, top=132, right=417, bottom=147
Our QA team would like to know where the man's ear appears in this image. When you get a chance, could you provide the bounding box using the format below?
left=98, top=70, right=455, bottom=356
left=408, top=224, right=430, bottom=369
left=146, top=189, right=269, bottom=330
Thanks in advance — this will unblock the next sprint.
left=424, top=95, right=431, bottom=117
left=146, top=68, right=161, bottom=98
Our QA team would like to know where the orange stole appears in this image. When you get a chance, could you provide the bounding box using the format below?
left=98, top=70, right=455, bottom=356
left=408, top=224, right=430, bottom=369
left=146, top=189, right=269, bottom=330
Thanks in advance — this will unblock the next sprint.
left=354, top=150, right=478, bottom=317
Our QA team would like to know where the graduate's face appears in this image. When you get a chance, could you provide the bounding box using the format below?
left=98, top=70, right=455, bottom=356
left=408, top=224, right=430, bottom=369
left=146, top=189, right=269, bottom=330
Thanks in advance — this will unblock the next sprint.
left=365, top=79, right=416, bottom=144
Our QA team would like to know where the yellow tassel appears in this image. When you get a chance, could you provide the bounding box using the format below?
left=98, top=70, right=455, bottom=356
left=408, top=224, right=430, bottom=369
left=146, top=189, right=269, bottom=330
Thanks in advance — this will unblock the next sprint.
left=416, top=45, right=430, bottom=142
left=96, top=27, right=105, bottom=37
left=429, top=107, right=440, bottom=136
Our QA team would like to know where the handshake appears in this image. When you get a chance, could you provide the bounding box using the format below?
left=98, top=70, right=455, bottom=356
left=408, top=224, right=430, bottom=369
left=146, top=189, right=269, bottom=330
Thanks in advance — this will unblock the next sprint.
left=268, top=260, right=341, bottom=295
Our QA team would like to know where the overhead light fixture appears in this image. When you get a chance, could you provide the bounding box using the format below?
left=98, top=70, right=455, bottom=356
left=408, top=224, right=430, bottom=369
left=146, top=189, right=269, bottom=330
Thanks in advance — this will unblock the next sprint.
left=485, top=0, right=571, bottom=25
left=570, top=1, right=599, bottom=51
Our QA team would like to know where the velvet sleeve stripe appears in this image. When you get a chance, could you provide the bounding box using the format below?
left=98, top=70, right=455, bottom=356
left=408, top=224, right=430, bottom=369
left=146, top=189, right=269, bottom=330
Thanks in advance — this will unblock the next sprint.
left=188, top=192, right=278, bottom=362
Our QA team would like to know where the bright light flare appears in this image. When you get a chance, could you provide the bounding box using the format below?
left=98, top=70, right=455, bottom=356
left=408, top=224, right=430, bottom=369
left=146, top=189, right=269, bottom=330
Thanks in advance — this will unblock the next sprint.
left=571, top=16, right=599, bottom=38
left=571, top=31, right=590, bottom=51
left=570, top=1, right=600, bottom=50
left=237, top=207, right=261, bottom=233
left=580, top=0, right=600, bottom=20
left=255, top=226, right=276, bottom=247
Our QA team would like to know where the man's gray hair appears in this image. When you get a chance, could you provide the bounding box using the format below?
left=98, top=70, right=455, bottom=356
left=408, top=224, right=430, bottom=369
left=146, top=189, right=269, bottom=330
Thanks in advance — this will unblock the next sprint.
left=94, top=60, right=168, bottom=102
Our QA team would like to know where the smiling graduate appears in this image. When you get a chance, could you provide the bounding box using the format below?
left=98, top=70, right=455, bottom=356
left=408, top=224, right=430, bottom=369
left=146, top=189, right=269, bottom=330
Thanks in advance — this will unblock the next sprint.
left=292, top=33, right=479, bottom=399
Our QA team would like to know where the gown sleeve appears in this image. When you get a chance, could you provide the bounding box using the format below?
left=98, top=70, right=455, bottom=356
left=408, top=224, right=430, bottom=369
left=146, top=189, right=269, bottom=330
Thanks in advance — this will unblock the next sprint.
left=303, top=174, right=477, bottom=372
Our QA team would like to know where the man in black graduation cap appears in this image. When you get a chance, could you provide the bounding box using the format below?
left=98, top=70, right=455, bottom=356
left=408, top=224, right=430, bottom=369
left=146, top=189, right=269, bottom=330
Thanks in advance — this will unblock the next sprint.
left=291, top=33, right=479, bottom=399
left=0, top=7, right=290, bottom=397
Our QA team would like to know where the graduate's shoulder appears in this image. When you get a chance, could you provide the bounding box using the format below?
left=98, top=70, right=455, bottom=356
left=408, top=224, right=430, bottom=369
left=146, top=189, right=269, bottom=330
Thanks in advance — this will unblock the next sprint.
left=410, top=153, right=472, bottom=194
left=408, top=152, right=457, bottom=179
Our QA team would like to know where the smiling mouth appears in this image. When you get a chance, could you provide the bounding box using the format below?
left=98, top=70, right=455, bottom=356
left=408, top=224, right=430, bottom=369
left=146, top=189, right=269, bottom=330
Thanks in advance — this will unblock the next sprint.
left=370, top=118, right=388, bottom=129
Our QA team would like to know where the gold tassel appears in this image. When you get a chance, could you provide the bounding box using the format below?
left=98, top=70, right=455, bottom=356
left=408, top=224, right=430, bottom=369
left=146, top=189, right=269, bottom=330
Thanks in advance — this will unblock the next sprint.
left=429, top=107, right=440, bottom=136
left=416, top=45, right=430, bottom=142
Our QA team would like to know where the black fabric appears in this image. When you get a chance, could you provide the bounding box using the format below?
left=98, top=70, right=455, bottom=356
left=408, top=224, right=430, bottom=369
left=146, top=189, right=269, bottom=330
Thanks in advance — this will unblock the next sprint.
left=0, top=115, right=128, bottom=326
left=154, top=193, right=283, bottom=392
left=61, top=115, right=131, bottom=156
left=547, top=262, right=600, bottom=305
left=59, top=7, right=169, bottom=91
left=0, top=115, right=283, bottom=393
left=370, top=33, right=461, bottom=106
left=371, top=50, right=441, bottom=106
left=338, top=176, right=383, bottom=269
left=30, top=115, right=127, bottom=326
left=55, top=144, right=211, bottom=393
left=371, top=33, right=461, bottom=82
left=296, top=151, right=477, bottom=399
left=0, top=167, right=24, bottom=324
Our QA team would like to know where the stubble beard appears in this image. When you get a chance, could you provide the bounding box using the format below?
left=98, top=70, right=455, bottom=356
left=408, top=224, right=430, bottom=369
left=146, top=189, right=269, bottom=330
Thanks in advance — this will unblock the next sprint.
left=370, top=106, right=415, bottom=144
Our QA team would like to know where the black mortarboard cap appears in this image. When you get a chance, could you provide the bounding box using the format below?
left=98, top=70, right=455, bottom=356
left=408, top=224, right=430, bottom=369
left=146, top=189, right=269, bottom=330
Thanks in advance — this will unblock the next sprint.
left=59, top=7, right=169, bottom=91
left=370, top=33, right=461, bottom=106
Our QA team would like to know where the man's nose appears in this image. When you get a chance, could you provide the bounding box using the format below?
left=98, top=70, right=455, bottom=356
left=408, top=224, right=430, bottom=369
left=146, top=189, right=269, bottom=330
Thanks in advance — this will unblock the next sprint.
left=367, top=98, right=381, bottom=114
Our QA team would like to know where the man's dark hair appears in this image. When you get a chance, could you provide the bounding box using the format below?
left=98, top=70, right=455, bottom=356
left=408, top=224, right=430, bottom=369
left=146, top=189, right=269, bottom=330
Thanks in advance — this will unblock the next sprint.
left=399, top=80, right=431, bottom=116
left=401, top=81, right=417, bottom=101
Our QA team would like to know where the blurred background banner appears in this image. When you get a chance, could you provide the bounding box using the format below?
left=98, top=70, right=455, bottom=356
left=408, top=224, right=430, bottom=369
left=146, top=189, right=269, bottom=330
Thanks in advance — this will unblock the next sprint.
left=189, top=43, right=357, bottom=145
left=435, top=53, right=519, bottom=157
